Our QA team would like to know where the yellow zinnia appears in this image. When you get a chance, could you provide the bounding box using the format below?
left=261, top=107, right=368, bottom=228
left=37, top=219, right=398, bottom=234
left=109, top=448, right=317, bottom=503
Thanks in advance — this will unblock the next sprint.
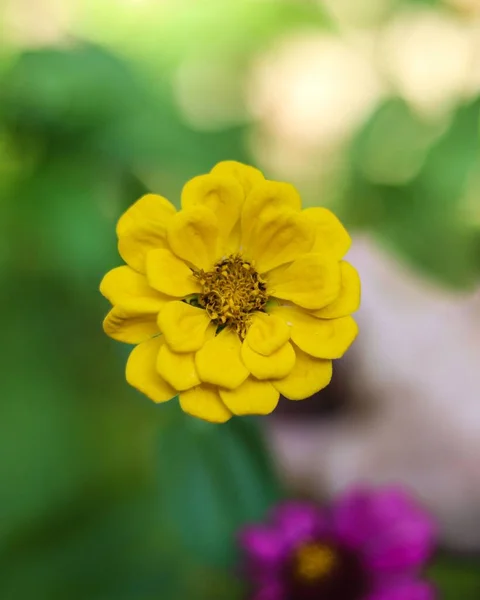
left=100, top=161, right=360, bottom=423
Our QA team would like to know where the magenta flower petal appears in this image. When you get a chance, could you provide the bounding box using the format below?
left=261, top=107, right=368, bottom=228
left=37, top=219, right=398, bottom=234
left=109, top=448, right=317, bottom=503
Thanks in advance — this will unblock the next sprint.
left=251, top=581, right=286, bottom=600
left=239, top=524, right=286, bottom=567
left=332, top=487, right=436, bottom=572
left=239, top=486, right=436, bottom=600
left=365, top=580, right=436, bottom=600
left=271, top=501, right=328, bottom=546
left=362, top=515, right=436, bottom=573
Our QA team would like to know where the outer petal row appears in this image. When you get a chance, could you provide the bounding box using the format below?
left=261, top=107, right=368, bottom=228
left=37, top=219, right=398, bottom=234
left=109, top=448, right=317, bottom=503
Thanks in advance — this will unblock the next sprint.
left=124, top=321, right=335, bottom=420
left=181, top=172, right=243, bottom=251
left=126, top=337, right=176, bottom=403
left=100, top=266, right=171, bottom=344
left=313, top=261, right=361, bottom=319
left=115, top=170, right=353, bottom=285
left=272, top=306, right=359, bottom=360
left=125, top=337, right=233, bottom=423
left=303, top=206, right=351, bottom=260
left=266, top=254, right=341, bottom=310
left=179, top=385, right=232, bottom=423
left=117, top=193, right=176, bottom=273
left=100, top=265, right=170, bottom=311
left=273, top=346, right=332, bottom=400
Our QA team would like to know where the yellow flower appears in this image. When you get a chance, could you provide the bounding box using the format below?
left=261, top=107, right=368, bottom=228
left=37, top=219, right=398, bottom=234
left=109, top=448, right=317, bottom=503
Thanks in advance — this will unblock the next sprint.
left=100, top=161, right=360, bottom=422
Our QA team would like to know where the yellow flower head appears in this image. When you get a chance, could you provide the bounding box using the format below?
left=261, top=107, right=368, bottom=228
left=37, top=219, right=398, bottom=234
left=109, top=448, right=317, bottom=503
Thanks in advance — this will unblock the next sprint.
left=100, top=161, right=360, bottom=422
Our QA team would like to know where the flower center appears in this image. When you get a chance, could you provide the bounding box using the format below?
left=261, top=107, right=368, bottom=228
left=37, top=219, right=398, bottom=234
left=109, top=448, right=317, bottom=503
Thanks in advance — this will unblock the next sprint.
left=192, top=254, right=268, bottom=338
left=294, top=543, right=337, bottom=583
left=285, top=541, right=369, bottom=600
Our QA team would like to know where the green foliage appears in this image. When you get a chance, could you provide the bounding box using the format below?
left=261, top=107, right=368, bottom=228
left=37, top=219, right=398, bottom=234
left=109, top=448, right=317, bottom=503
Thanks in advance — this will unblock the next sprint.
left=156, top=407, right=280, bottom=569
left=81, top=0, right=330, bottom=67
left=429, top=554, right=480, bottom=599
left=343, top=98, right=480, bottom=288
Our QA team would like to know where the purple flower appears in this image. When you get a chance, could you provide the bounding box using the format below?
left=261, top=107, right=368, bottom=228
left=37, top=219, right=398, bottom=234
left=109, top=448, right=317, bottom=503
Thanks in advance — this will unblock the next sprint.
left=239, top=487, right=437, bottom=600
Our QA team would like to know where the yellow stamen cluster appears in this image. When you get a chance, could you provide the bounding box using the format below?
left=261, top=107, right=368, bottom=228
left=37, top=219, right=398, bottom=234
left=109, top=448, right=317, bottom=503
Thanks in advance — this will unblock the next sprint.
left=294, top=543, right=337, bottom=582
left=193, top=254, right=268, bottom=338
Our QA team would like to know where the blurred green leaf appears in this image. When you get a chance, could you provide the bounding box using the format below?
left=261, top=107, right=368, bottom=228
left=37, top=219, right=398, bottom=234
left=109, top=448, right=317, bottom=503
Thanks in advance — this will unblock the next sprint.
left=156, top=406, right=281, bottom=569
left=0, top=45, right=148, bottom=136
left=343, top=98, right=480, bottom=288
left=81, top=0, right=330, bottom=67
left=429, top=555, right=480, bottom=599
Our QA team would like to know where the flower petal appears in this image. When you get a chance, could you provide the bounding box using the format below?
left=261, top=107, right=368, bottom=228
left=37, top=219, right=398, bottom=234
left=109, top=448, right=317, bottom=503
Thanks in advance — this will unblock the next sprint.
left=312, top=261, right=361, bottom=319
left=245, top=312, right=291, bottom=356
left=239, top=525, right=286, bottom=566
left=103, top=305, right=159, bottom=344
left=303, top=207, right=351, bottom=260
left=146, top=248, right=200, bottom=297
left=126, top=337, right=176, bottom=403
left=158, top=301, right=212, bottom=352
left=181, top=173, right=243, bottom=246
left=219, top=377, right=279, bottom=415
left=273, top=306, right=358, bottom=359
left=117, top=194, right=176, bottom=273
left=241, top=181, right=301, bottom=252
left=195, top=328, right=249, bottom=389
left=332, top=487, right=437, bottom=573
left=251, top=582, right=285, bottom=600
left=210, top=160, right=265, bottom=196
left=167, top=206, right=219, bottom=270
left=156, top=343, right=200, bottom=391
left=266, top=254, right=341, bottom=310
left=179, top=384, right=232, bottom=423
left=244, top=209, right=315, bottom=274
left=241, top=340, right=295, bottom=380
left=272, top=345, right=332, bottom=400
left=365, top=581, right=435, bottom=600
left=100, top=265, right=170, bottom=311
left=271, top=502, right=328, bottom=546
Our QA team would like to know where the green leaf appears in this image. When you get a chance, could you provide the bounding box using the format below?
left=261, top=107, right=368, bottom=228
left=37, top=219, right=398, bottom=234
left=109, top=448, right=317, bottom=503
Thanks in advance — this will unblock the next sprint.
left=343, top=97, right=480, bottom=288
left=155, top=406, right=281, bottom=569
left=0, top=45, right=149, bottom=136
left=429, top=555, right=480, bottom=599
left=81, top=0, right=331, bottom=68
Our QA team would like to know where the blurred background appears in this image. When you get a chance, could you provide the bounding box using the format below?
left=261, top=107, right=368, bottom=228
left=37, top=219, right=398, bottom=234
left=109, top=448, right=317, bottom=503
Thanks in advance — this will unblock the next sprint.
left=1, top=0, right=480, bottom=598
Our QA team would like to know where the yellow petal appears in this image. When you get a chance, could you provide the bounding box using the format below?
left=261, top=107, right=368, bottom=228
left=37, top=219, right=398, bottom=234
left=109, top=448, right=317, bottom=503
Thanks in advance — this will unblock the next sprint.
left=210, top=161, right=265, bottom=196
left=100, top=266, right=170, bottom=312
left=103, top=305, right=159, bottom=344
left=117, top=194, right=176, bottom=273
left=312, top=261, right=361, bottom=319
left=272, top=306, right=358, bottom=359
left=179, top=384, right=232, bottom=423
left=158, top=301, right=212, bottom=353
left=167, top=206, right=219, bottom=270
left=195, top=328, right=249, bottom=389
left=219, top=377, right=279, bottom=416
left=181, top=173, right=243, bottom=245
left=225, top=220, right=242, bottom=255
left=156, top=343, right=200, bottom=391
left=146, top=248, right=200, bottom=297
left=266, top=254, right=341, bottom=310
left=243, top=209, right=315, bottom=274
left=273, top=346, right=332, bottom=400
left=241, top=340, right=295, bottom=380
left=241, top=181, right=301, bottom=251
left=126, top=337, right=176, bottom=403
left=303, top=207, right=351, bottom=260
left=245, top=312, right=290, bottom=356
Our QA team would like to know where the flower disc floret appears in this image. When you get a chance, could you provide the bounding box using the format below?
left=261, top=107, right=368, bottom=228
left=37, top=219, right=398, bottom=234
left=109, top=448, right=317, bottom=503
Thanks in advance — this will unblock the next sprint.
left=192, top=254, right=268, bottom=338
